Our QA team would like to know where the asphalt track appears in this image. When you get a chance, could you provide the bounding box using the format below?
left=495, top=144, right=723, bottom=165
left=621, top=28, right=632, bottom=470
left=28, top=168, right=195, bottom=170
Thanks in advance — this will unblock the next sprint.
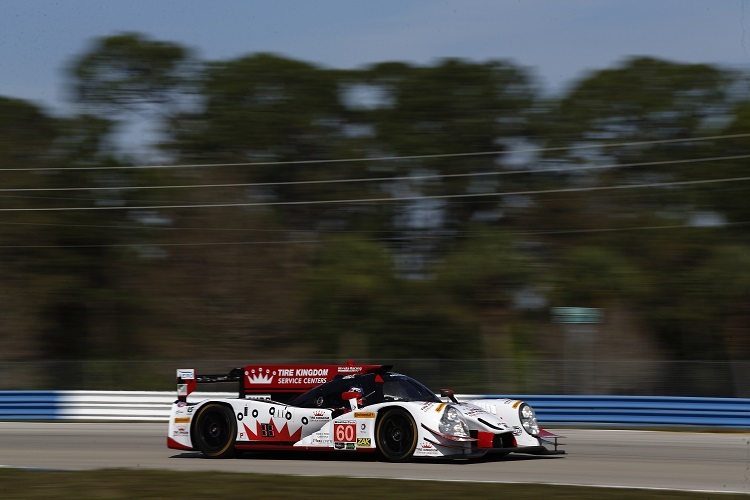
left=1, top=423, right=749, bottom=494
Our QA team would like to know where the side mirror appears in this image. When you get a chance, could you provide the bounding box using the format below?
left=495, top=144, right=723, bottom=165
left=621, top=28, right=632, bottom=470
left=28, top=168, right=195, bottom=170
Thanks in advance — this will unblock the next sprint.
left=440, top=388, right=458, bottom=404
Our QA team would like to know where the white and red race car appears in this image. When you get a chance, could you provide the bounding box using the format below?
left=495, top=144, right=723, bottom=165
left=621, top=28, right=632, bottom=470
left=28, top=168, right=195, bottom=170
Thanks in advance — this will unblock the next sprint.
left=167, top=362, right=564, bottom=462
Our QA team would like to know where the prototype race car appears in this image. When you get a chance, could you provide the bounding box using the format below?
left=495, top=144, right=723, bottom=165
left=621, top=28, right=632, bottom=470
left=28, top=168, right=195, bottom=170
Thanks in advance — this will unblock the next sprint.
left=167, top=361, right=564, bottom=462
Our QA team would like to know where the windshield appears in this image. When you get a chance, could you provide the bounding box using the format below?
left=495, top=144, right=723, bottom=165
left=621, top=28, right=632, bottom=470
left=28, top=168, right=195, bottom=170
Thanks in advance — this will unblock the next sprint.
left=289, top=372, right=439, bottom=408
left=382, top=374, right=440, bottom=403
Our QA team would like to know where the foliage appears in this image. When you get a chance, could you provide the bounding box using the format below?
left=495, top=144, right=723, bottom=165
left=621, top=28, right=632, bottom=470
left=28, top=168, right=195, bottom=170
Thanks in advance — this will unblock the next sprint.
left=1, top=33, right=749, bottom=375
left=69, top=32, right=194, bottom=120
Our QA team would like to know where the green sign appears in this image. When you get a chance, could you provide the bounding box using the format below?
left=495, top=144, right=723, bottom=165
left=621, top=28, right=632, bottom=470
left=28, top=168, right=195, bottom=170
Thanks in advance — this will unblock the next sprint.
left=551, top=307, right=602, bottom=324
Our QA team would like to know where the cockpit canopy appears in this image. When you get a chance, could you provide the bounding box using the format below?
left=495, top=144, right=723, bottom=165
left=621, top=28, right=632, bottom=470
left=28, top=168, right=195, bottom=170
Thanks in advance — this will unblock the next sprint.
left=289, top=372, right=440, bottom=409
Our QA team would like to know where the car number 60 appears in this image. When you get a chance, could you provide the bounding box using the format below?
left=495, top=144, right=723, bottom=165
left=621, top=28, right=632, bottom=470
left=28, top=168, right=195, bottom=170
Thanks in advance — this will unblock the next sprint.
left=334, top=423, right=356, bottom=442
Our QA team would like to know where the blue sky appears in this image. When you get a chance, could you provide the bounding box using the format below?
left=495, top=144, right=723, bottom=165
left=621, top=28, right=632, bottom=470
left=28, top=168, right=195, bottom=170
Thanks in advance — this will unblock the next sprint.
left=2, top=0, right=749, bottom=114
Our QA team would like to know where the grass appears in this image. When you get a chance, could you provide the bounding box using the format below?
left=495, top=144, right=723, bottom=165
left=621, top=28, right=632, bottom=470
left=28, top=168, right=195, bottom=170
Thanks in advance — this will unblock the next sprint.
left=0, top=469, right=746, bottom=499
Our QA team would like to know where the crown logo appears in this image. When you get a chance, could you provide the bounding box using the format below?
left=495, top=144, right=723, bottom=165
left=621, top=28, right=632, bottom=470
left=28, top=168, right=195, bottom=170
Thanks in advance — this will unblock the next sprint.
left=246, top=367, right=276, bottom=385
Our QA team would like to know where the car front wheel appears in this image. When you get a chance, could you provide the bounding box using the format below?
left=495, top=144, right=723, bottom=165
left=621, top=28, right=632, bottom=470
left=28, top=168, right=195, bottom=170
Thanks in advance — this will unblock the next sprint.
left=375, top=408, right=418, bottom=462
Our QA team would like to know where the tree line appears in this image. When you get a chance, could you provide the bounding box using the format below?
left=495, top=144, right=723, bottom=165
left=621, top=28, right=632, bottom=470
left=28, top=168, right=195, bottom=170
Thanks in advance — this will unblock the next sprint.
left=1, top=33, right=748, bottom=377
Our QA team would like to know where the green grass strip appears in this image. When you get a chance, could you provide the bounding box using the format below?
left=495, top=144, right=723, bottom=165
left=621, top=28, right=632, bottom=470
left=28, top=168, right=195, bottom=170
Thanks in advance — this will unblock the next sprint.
left=0, top=469, right=746, bottom=499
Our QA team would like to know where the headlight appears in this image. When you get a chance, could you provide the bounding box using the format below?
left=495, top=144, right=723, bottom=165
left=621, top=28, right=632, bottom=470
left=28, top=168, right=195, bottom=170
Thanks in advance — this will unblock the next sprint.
left=439, top=405, right=470, bottom=438
left=518, top=403, right=539, bottom=436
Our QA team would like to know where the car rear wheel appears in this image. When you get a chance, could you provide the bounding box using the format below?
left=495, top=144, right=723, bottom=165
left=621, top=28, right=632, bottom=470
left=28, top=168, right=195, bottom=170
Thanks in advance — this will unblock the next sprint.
left=375, top=408, right=418, bottom=462
left=192, top=403, right=237, bottom=458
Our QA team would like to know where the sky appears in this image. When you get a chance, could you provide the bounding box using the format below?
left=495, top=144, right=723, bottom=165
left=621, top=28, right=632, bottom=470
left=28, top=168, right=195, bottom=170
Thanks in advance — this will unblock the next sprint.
left=2, top=0, right=749, bottom=115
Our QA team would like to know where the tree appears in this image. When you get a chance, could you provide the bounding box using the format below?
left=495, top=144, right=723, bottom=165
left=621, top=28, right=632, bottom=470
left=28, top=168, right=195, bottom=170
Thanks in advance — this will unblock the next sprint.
left=165, top=53, right=370, bottom=229
left=364, top=59, right=538, bottom=231
left=687, top=245, right=750, bottom=359
left=302, top=236, right=397, bottom=357
left=435, top=227, right=537, bottom=358
left=0, top=97, right=62, bottom=362
left=69, top=32, right=194, bottom=121
left=553, top=247, right=649, bottom=306
left=524, top=57, right=733, bottom=228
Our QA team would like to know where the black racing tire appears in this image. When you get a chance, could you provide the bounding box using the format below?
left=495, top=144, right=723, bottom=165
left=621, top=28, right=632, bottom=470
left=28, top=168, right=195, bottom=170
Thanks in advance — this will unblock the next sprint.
left=192, top=403, right=237, bottom=458
left=375, top=408, right=418, bottom=462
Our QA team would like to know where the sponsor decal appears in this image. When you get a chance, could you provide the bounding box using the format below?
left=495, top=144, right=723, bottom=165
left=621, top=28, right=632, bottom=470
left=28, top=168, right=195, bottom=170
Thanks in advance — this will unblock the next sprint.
left=173, top=417, right=190, bottom=424
left=311, top=410, right=329, bottom=421
left=512, top=400, right=522, bottom=409
left=337, top=365, right=363, bottom=373
left=345, top=443, right=356, bottom=450
left=333, top=422, right=357, bottom=443
left=293, top=368, right=329, bottom=377
left=243, top=420, right=303, bottom=442
left=268, top=406, right=292, bottom=419
left=513, top=426, right=523, bottom=436
left=462, top=407, right=488, bottom=416
left=356, top=437, right=371, bottom=447
left=435, top=403, right=446, bottom=412
left=177, top=369, right=195, bottom=380
left=247, top=367, right=331, bottom=386
left=357, top=422, right=369, bottom=438
left=334, top=442, right=345, bottom=450
left=177, top=384, right=188, bottom=396
left=173, top=426, right=189, bottom=437
left=417, top=441, right=442, bottom=456
left=247, top=368, right=276, bottom=385
left=353, top=411, right=375, bottom=419
left=248, top=394, right=271, bottom=401
left=420, top=402, right=435, bottom=412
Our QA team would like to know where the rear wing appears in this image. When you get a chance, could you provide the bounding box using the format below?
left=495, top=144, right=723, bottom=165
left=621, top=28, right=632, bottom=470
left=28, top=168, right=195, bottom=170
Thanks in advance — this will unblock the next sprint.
left=176, top=361, right=389, bottom=403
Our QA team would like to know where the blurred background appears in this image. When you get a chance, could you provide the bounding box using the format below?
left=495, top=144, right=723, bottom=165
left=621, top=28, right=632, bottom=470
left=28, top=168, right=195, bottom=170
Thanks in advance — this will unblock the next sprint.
left=1, top=2, right=749, bottom=396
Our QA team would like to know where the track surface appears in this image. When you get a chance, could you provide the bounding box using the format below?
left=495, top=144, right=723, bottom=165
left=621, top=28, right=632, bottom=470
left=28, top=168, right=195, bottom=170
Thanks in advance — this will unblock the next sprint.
left=1, top=423, right=749, bottom=493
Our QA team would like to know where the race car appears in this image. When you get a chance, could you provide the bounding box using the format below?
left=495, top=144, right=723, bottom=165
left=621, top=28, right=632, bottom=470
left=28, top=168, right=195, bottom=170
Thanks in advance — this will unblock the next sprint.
left=167, top=361, right=564, bottom=462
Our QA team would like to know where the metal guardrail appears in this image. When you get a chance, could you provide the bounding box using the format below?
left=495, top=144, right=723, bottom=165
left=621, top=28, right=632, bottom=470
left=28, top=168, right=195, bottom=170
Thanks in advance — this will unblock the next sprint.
left=0, top=391, right=60, bottom=420
left=0, top=391, right=230, bottom=422
left=464, top=395, right=750, bottom=427
left=1, top=391, right=749, bottom=427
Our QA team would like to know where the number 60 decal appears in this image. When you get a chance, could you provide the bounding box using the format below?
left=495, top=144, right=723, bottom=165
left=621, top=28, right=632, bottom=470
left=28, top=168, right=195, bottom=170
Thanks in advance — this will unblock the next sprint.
left=333, top=422, right=356, bottom=442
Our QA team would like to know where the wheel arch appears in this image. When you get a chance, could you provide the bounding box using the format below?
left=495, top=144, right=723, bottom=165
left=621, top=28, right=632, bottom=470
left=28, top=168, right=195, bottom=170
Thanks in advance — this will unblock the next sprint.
left=189, top=400, right=235, bottom=442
